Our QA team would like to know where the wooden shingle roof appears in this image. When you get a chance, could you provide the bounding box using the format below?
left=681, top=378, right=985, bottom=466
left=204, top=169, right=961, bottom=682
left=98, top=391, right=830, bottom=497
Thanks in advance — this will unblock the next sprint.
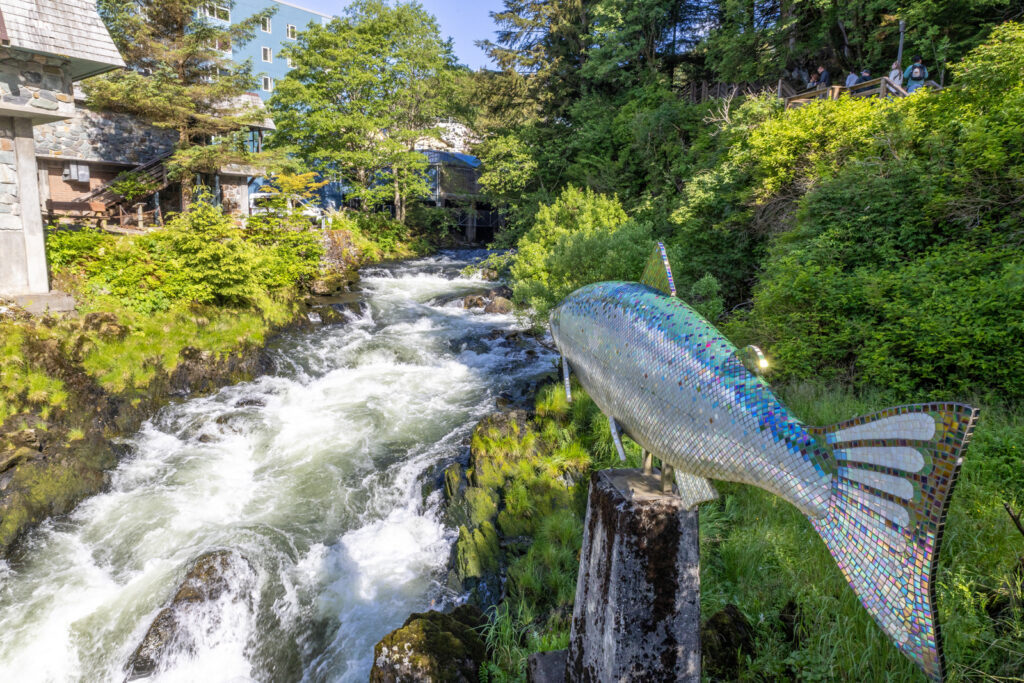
left=0, top=0, right=124, bottom=80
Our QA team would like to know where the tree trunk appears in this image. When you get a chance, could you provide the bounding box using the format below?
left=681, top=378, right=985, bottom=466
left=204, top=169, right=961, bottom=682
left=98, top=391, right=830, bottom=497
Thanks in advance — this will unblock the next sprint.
left=393, top=175, right=405, bottom=224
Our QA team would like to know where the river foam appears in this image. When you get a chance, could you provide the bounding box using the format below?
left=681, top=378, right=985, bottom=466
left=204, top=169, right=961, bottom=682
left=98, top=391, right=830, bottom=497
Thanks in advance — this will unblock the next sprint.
left=0, top=251, right=554, bottom=682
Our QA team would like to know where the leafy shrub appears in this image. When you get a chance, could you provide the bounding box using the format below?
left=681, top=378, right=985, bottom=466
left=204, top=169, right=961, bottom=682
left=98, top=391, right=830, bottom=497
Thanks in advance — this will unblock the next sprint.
left=510, top=186, right=653, bottom=320
left=46, top=226, right=111, bottom=269
left=48, top=197, right=323, bottom=313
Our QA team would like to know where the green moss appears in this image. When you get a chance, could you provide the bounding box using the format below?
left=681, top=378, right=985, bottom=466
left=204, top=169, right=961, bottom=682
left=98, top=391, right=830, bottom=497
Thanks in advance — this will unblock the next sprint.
left=466, top=487, right=499, bottom=527
left=456, top=521, right=501, bottom=581
left=443, top=462, right=463, bottom=502
left=371, top=607, right=486, bottom=682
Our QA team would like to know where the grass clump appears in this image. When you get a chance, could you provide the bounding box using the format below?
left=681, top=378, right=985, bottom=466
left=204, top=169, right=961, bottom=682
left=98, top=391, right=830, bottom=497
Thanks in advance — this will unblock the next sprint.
left=471, top=380, right=1023, bottom=682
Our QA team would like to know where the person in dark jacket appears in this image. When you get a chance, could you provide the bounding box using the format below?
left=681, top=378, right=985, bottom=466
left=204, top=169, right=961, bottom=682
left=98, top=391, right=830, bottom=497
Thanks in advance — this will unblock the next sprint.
left=817, top=65, right=831, bottom=88
left=904, top=56, right=929, bottom=93
left=856, top=69, right=872, bottom=84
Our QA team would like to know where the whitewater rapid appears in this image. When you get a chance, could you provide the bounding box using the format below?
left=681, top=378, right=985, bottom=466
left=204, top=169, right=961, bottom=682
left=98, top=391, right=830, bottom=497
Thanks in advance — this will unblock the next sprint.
left=0, top=251, right=554, bottom=682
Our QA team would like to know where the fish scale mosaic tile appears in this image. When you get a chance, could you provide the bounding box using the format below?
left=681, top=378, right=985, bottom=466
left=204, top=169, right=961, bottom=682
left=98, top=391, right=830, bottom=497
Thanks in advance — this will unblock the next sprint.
left=550, top=243, right=979, bottom=682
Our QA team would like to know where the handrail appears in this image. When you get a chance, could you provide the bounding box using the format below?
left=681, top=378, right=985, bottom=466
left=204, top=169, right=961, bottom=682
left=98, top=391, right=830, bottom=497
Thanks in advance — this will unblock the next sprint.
left=785, top=76, right=917, bottom=109
left=76, top=151, right=174, bottom=203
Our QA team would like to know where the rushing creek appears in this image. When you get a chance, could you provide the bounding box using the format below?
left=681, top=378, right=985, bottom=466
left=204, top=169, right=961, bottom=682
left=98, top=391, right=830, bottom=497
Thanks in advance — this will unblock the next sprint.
left=0, top=251, right=555, bottom=682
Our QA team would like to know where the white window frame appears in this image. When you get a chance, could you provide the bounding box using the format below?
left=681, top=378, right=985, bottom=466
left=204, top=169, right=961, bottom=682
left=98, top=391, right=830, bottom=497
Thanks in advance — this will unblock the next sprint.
left=261, top=17, right=271, bottom=33
left=262, top=76, right=274, bottom=92
left=214, top=36, right=232, bottom=53
left=261, top=46, right=273, bottom=63
left=201, top=4, right=230, bottom=21
left=286, top=56, right=294, bottom=68
left=286, top=24, right=297, bottom=40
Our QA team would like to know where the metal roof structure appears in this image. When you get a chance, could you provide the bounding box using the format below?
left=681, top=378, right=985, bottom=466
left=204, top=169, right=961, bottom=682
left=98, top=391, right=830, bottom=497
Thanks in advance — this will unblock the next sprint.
left=419, top=149, right=482, bottom=168
left=0, top=0, right=124, bottom=80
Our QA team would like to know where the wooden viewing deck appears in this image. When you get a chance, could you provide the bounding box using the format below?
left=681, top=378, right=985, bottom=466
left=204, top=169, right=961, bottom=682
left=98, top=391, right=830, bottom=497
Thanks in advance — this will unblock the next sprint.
left=784, top=76, right=942, bottom=109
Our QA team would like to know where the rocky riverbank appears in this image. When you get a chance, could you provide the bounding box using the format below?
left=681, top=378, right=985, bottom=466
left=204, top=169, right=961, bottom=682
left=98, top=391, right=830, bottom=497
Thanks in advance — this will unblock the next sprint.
left=0, top=278, right=360, bottom=558
left=372, top=381, right=760, bottom=682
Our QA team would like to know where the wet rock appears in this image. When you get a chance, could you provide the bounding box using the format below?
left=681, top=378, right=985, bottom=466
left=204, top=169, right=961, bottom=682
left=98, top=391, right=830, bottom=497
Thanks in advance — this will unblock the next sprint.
left=484, top=297, right=513, bottom=314
left=480, top=268, right=499, bottom=281
left=488, top=286, right=513, bottom=300
left=370, top=606, right=486, bottom=683
left=126, top=550, right=255, bottom=680
left=4, top=428, right=41, bottom=451
left=443, top=462, right=465, bottom=503
left=0, top=447, right=36, bottom=473
left=309, top=270, right=352, bottom=296
left=463, top=295, right=486, bottom=309
left=234, top=397, right=266, bottom=408
left=701, top=604, right=755, bottom=680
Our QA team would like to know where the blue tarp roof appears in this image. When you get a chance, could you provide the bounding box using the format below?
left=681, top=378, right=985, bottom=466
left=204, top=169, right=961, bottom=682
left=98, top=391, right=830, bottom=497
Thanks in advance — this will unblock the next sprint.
left=418, top=149, right=482, bottom=168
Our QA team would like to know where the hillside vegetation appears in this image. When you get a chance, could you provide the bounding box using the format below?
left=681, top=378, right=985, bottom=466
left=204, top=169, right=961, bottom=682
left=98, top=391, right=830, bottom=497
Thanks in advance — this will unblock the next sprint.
left=472, top=18, right=1024, bottom=683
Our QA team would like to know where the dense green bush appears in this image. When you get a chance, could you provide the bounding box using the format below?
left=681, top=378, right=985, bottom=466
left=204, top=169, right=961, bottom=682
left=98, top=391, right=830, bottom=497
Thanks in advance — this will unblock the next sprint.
left=510, top=186, right=653, bottom=321
left=48, top=198, right=323, bottom=313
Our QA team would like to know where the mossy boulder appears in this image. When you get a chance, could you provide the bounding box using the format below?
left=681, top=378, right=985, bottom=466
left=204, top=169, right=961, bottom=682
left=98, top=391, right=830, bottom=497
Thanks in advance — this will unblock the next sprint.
left=484, top=297, right=513, bottom=314
left=465, top=487, right=498, bottom=526
left=456, top=521, right=500, bottom=581
left=371, top=606, right=486, bottom=683
left=443, top=462, right=464, bottom=503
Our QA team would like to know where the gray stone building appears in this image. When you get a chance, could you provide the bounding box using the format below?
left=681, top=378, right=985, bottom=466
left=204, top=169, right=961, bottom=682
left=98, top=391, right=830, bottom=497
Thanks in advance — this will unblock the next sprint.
left=0, top=0, right=124, bottom=298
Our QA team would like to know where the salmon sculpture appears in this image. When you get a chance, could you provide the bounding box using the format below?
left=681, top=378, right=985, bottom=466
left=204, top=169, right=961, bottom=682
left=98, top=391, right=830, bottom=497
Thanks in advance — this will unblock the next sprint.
left=550, top=243, right=978, bottom=682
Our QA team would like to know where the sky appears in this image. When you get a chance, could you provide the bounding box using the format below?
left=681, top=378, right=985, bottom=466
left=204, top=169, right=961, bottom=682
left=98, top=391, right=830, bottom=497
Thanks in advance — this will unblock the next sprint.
left=292, top=0, right=506, bottom=70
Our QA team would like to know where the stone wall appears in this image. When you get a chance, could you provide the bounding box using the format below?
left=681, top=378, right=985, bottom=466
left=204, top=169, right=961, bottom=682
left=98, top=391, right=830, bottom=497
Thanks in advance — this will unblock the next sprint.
left=34, top=108, right=178, bottom=165
left=0, top=48, right=75, bottom=118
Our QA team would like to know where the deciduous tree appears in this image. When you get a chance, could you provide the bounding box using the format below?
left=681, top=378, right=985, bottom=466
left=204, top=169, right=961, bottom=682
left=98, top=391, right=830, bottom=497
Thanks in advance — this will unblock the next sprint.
left=269, top=0, right=458, bottom=224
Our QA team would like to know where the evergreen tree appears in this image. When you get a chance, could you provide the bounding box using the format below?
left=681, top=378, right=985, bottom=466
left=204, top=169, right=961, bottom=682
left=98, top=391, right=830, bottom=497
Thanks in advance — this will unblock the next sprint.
left=269, top=0, right=457, bottom=224
left=479, top=0, right=599, bottom=119
left=89, top=0, right=278, bottom=206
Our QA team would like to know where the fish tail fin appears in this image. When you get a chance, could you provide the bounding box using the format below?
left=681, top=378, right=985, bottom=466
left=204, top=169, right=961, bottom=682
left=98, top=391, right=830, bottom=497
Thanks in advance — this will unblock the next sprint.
left=807, top=403, right=979, bottom=682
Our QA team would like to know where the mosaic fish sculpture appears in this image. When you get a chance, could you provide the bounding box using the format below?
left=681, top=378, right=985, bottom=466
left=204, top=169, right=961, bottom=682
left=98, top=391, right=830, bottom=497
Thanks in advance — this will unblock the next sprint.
left=550, top=243, right=978, bottom=682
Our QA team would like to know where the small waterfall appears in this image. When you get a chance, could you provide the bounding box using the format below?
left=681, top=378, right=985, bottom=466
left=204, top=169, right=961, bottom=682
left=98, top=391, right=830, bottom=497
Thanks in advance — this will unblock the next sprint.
left=0, top=251, right=554, bottom=682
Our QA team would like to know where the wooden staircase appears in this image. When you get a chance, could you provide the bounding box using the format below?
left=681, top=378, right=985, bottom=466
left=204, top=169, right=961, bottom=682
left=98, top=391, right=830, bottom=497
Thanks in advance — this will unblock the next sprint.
left=78, top=151, right=173, bottom=208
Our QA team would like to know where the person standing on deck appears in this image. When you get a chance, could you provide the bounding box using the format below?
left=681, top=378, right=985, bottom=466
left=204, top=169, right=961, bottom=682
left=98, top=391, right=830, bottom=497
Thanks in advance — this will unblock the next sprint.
left=904, top=56, right=929, bottom=93
left=889, top=61, right=903, bottom=87
left=845, top=70, right=859, bottom=87
left=817, top=65, right=831, bottom=88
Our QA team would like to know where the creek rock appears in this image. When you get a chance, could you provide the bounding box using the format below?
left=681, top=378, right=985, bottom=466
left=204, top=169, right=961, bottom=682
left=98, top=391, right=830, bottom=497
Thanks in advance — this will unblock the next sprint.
left=463, top=294, right=486, bottom=309
left=126, top=550, right=256, bottom=680
left=488, top=286, right=513, bottom=300
left=370, top=606, right=486, bottom=683
left=484, top=296, right=513, bottom=314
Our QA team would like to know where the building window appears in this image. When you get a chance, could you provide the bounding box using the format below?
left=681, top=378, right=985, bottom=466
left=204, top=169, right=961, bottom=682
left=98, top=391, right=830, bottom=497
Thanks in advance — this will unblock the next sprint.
left=286, top=24, right=297, bottom=40
left=261, top=16, right=271, bottom=32
left=213, top=36, right=231, bottom=53
left=201, top=4, right=230, bottom=21
left=286, top=56, right=294, bottom=68
left=262, top=46, right=272, bottom=62
left=262, top=76, right=274, bottom=92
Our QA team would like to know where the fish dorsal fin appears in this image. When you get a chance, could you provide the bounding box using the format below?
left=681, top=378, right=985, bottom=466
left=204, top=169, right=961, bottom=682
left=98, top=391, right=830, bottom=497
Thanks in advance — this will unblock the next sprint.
left=640, top=242, right=676, bottom=297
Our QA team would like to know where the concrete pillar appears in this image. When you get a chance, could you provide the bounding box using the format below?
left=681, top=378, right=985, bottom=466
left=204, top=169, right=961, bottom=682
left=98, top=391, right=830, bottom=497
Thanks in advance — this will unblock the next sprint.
left=14, top=117, right=48, bottom=294
left=565, top=468, right=700, bottom=682
left=0, top=115, right=50, bottom=296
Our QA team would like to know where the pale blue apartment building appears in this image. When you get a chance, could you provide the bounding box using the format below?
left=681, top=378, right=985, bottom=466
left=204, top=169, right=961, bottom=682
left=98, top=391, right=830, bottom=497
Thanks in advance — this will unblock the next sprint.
left=202, top=1, right=335, bottom=99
